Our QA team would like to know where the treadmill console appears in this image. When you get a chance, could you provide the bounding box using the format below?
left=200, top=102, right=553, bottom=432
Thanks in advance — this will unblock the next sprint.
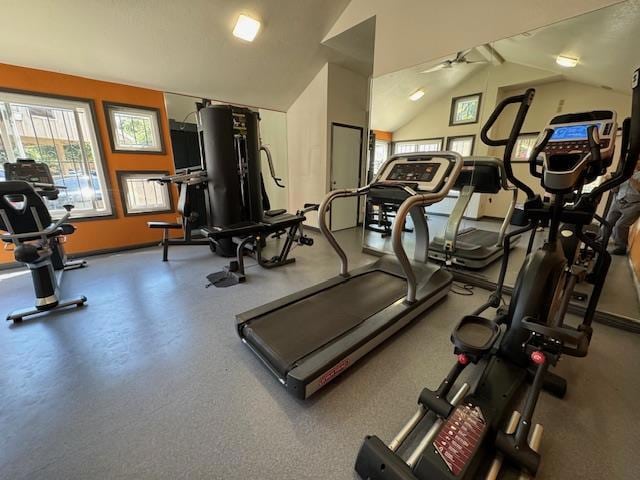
left=377, top=155, right=451, bottom=193
left=4, top=159, right=55, bottom=184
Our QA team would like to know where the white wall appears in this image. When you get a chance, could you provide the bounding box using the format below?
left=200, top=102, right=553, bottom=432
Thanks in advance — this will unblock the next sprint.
left=393, top=62, right=559, bottom=217
left=324, top=0, right=620, bottom=78
left=258, top=109, right=289, bottom=210
left=287, top=64, right=329, bottom=227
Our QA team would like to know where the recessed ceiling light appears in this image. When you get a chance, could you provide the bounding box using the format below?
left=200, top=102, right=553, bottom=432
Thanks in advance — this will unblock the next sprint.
left=409, top=90, right=425, bottom=101
left=556, top=55, right=579, bottom=68
left=233, top=14, right=261, bottom=42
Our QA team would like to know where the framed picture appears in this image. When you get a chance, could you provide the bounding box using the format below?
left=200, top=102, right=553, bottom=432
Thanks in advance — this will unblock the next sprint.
left=511, top=132, right=540, bottom=162
left=449, top=93, right=482, bottom=126
left=116, top=170, right=174, bottom=216
left=446, top=135, right=476, bottom=156
left=104, top=102, right=165, bottom=154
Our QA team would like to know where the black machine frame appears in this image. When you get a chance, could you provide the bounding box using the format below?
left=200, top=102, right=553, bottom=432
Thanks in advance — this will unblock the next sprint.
left=355, top=68, right=640, bottom=479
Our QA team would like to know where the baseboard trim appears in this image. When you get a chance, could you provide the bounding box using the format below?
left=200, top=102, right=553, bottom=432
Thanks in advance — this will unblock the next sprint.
left=0, top=241, right=162, bottom=270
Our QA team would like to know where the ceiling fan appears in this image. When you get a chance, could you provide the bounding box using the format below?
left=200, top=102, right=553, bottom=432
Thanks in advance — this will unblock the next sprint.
left=421, top=49, right=488, bottom=73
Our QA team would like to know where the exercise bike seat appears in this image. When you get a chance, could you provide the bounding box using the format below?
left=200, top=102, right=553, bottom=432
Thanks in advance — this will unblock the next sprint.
left=451, top=315, right=500, bottom=360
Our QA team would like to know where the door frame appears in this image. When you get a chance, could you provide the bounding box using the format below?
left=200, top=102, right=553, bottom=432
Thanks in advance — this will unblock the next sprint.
left=329, top=122, right=365, bottom=230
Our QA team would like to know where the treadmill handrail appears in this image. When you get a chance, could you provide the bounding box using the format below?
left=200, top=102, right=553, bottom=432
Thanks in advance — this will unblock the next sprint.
left=392, top=152, right=463, bottom=303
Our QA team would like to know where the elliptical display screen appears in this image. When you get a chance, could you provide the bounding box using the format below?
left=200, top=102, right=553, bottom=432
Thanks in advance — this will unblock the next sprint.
left=549, top=124, right=599, bottom=142
left=387, top=162, right=441, bottom=182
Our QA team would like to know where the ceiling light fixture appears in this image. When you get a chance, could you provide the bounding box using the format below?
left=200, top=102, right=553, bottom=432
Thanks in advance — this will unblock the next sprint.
left=233, top=14, right=261, bottom=42
left=409, top=90, right=425, bottom=101
left=556, top=55, right=579, bottom=68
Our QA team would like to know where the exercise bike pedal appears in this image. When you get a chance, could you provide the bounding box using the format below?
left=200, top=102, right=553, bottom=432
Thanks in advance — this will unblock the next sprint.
left=451, top=315, right=500, bottom=361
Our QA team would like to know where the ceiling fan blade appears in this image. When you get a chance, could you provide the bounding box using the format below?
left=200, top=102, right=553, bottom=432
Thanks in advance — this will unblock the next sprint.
left=421, top=63, right=447, bottom=74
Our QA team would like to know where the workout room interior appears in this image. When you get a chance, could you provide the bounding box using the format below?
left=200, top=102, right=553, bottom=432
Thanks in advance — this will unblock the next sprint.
left=1, top=1, right=640, bottom=479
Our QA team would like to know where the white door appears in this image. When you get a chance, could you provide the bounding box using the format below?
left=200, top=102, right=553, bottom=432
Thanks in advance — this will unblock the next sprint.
left=330, top=124, right=362, bottom=231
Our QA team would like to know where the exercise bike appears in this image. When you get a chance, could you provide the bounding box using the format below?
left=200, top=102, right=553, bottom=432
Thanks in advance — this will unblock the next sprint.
left=1, top=159, right=87, bottom=323
left=355, top=67, right=640, bottom=479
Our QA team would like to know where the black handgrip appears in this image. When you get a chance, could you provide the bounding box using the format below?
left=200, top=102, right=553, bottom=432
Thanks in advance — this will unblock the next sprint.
left=586, top=125, right=602, bottom=164
left=481, top=88, right=535, bottom=147
left=303, top=203, right=319, bottom=211
left=528, top=128, right=553, bottom=179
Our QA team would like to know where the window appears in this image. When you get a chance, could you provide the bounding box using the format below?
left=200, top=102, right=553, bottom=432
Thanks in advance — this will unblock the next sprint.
left=105, top=103, right=164, bottom=153
left=446, top=135, right=475, bottom=156
left=393, top=138, right=443, bottom=155
left=117, top=171, right=172, bottom=215
left=450, top=93, right=482, bottom=126
left=0, top=91, right=112, bottom=218
left=372, top=140, right=389, bottom=174
left=512, top=133, right=539, bottom=161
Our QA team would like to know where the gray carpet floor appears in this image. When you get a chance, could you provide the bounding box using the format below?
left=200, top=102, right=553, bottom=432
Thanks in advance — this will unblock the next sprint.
left=1, top=228, right=639, bottom=479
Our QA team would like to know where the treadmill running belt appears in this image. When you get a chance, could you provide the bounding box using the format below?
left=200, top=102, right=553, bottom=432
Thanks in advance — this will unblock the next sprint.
left=458, top=229, right=499, bottom=247
left=242, top=271, right=407, bottom=377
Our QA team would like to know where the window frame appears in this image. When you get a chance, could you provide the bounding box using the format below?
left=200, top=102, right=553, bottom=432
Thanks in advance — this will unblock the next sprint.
left=392, top=137, right=444, bottom=155
left=449, top=92, right=482, bottom=126
left=116, top=170, right=174, bottom=216
left=0, top=88, right=115, bottom=221
left=446, top=134, right=476, bottom=156
left=103, top=102, right=166, bottom=154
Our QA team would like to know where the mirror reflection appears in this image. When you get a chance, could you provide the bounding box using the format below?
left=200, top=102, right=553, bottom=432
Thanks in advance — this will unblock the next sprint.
left=365, top=1, right=640, bottom=323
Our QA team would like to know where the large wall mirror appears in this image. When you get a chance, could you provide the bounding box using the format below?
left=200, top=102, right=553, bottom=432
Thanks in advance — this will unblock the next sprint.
left=163, top=92, right=289, bottom=210
left=365, top=0, right=640, bottom=326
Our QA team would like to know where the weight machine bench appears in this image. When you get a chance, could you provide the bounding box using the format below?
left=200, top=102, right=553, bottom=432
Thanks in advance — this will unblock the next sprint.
left=202, top=209, right=315, bottom=287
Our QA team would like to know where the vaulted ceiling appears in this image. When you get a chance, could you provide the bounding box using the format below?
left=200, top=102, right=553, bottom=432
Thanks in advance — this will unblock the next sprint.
left=371, top=0, right=639, bottom=132
left=0, top=0, right=350, bottom=111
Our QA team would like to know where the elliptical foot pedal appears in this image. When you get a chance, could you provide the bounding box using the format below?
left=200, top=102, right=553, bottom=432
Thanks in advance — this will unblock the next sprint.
left=451, top=315, right=500, bottom=360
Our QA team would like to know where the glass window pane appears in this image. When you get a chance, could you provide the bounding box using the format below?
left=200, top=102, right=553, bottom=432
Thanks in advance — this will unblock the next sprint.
left=121, top=173, right=171, bottom=214
left=0, top=93, right=112, bottom=219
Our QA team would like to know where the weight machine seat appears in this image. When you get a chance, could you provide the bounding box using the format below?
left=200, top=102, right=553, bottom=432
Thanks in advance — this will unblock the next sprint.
left=147, top=221, right=182, bottom=230
left=202, top=212, right=305, bottom=241
left=265, top=209, right=287, bottom=217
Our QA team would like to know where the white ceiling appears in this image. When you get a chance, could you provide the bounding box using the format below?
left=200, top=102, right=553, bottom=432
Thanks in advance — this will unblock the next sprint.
left=370, top=51, right=492, bottom=132
left=493, top=0, right=640, bottom=94
left=0, top=0, right=350, bottom=112
left=371, top=0, right=639, bottom=132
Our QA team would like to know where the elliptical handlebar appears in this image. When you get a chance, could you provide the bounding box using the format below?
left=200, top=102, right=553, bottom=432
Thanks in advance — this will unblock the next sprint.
left=587, top=68, right=640, bottom=200
left=481, top=88, right=537, bottom=200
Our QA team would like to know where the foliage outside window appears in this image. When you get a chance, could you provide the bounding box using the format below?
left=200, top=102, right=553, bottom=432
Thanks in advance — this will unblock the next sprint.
left=446, top=135, right=475, bottom=156
left=105, top=103, right=164, bottom=153
left=450, top=93, right=482, bottom=125
left=512, top=133, right=539, bottom=161
left=117, top=171, right=172, bottom=215
left=0, top=91, right=112, bottom=218
left=372, top=140, right=389, bottom=174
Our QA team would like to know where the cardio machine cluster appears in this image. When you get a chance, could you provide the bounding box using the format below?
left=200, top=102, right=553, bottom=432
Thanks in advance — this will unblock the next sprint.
left=352, top=70, right=640, bottom=479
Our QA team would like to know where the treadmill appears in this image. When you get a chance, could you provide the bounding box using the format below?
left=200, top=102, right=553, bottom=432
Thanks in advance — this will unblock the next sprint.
left=236, top=152, right=464, bottom=399
left=428, top=157, right=520, bottom=269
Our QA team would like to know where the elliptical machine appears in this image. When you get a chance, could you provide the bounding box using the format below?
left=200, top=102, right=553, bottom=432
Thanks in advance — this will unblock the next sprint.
left=1, top=159, right=87, bottom=323
left=355, top=68, right=640, bottom=480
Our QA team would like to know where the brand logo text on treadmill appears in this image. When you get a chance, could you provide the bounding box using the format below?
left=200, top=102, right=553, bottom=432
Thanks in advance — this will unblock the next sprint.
left=320, top=359, right=350, bottom=386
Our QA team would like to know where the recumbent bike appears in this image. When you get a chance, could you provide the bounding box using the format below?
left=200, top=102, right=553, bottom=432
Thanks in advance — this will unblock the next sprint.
left=355, top=68, right=640, bottom=480
left=0, top=159, right=87, bottom=323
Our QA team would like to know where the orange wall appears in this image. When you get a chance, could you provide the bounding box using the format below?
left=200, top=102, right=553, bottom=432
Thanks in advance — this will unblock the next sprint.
left=0, top=63, right=178, bottom=265
left=373, top=129, right=392, bottom=142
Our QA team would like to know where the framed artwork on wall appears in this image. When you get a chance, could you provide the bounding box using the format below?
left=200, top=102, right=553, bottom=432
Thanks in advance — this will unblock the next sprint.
left=449, top=93, right=482, bottom=126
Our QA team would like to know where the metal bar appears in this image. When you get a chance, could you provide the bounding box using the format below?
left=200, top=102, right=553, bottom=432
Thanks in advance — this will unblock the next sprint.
left=318, top=186, right=370, bottom=277
left=443, top=185, right=474, bottom=254
left=498, top=187, right=519, bottom=246
left=406, top=383, right=469, bottom=468
left=518, top=424, right=544, bottom=480
left=486, top=411, right=521, bottom=480
left=389, top=406, right=426, bottom=452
